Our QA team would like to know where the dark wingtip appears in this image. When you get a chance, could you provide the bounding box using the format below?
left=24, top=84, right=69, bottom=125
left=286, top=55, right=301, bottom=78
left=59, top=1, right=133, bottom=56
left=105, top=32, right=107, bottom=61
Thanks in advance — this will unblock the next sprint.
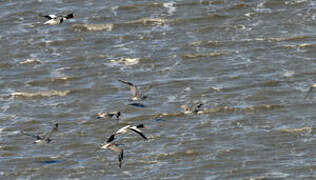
left=65, top=13, right=75, bottom=19
left=118, top=149, right=123, bottom=168
left=116, top=112, right=121, bottom=120
left=36, top=135, right=42, bottom=140
left=136, top=124, right=145, bottom=128
left=42, top=14, right=52, bottom=19
left=107, top=134, right=115, bottom=143
left=304, top=87, right=314, bottom=99
left=128, top=103, right=146, bottom=108
left=143, top=135, right=148, bottom=140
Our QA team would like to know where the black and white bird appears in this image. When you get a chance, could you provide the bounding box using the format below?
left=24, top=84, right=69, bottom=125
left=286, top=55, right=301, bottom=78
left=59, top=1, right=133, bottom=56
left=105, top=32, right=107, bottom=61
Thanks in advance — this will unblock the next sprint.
left=42, top=13, right=75, bottom=25
left=118, top=80, right=147, bottom=101
left=181, top=102, right=203, bottom=114
left=22, top=123, right=58, bottom=144
left=304, top=83, right=316, bottom=99
left=113, top=124, right=147, bottom=140
left=97, top=111, right=121, bottom=120
left=100, top=141, right=124, bottom=168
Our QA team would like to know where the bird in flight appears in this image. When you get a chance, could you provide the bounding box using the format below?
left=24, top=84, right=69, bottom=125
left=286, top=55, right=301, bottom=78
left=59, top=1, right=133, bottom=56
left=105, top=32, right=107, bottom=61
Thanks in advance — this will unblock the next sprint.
left=181, top=102, right=203, bottom=114
left=304, top=83, right=316, bottom=99
left=100, top=141, right=124, bottom=168
left=118, top=80, right=147, bottom=101
left=42, top=13, right=75, bottom=25
left=97, top=111, right=121, bottom=120
left=22, top=123, right=58, bottom=144
left=113, top=124, right=148, bottom=140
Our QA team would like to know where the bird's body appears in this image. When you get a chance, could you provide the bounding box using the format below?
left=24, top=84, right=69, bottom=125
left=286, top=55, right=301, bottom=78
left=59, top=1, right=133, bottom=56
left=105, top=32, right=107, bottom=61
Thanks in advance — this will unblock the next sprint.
left=305, top=83, right=316, bottom=99
left=118, top=80, right=147, bottom=101
left=181, top=103, right=203, bottom=114
left=22, top=123, right=58, bottom=144
left=100, top=142, right=124, bottom=168
left=97, top=111, right=121, bottom=120
left=99, top=124, right=147, bottom=168
left=42, top=13, right=75, bottom=25
left=44, top=17, right=64, bottom=25
left=114, top=124, right=147, bottom=140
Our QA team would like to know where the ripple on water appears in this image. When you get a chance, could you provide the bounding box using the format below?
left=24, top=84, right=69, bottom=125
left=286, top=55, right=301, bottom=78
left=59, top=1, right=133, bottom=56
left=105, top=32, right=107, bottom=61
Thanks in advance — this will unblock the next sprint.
left=1, top=0, right=316, bottom=179
left=8, top=90, right=70, bottom=99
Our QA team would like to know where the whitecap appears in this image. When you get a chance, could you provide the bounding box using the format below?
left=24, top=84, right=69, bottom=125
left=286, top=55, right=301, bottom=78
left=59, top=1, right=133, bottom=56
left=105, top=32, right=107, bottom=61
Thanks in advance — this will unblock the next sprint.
left=108, top=57, right=140, bottom=66
left=167, top=95, right=176, bottom=102
left=10, top=90, right=70, bottom=98
left=19, top=58, right=41, bottom=65
left=184, top=87, right=191, bottom=91
left=282, top=70, right=295, bottom=77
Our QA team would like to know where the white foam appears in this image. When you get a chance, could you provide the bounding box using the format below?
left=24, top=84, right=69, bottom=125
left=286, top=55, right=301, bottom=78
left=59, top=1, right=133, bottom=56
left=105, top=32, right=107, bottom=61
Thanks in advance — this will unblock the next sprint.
left=268, top=171, right=289, bottom=178
left=167, top=95, right=176, bottom=102
left=282, top=70, right=295, bottom=77
left=184, top=87, right=191, bottom=91
left=212, top=87, right=221, bottom=92
left=19, top=58, right=41, bottom=65
left=108, top=57, right=140, bottom=66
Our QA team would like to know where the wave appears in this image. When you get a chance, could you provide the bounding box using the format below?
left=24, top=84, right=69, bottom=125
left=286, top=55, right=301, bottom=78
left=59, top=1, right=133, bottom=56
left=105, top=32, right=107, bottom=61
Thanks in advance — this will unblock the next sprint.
left=19, top=58, right=41, bottom=65
left=72, top=23, right=114, bottom=32
left=9, top=90, right=70, bottom=98
left=181, top=51, right=228, bottom=59
left=279, top=127, right=312, bottom=134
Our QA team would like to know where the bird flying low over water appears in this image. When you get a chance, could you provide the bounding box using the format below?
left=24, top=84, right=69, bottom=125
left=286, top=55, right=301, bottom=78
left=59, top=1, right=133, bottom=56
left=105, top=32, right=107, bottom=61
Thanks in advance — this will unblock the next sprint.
left=99, top=124, right=148, bottom=168
left=113, top=124, right=148, bottom=140
left=118, top=79, right=147, bottom=101
left=42, top=13, right=75, bottom=25
left=22, top=123, right=58, bottom=144
left=97, top=111, right=121, bottom=120
left=100, top=142, right=124, bottom=168
left=181, top=102, right=203, bottom=114
left=304, top=83, right=316, bottom=99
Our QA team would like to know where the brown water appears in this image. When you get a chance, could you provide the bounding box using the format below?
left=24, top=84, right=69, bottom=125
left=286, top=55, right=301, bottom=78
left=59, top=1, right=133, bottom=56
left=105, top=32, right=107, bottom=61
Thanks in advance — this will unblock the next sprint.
left=1, top=0, right=316, bottom=179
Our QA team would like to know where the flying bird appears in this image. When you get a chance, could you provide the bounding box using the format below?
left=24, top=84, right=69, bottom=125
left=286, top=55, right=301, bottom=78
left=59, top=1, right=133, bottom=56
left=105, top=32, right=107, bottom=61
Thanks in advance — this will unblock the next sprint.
left=113, top=124, right=147, bottom=140
left=42, top=13, right=75, bottom=25
left=100, top=142, right=124, bottom=168
left=22, top=123, right=58, bottom=144
left=181, top=102, right=203, bottom=114
left=118, top=80, right=147, bottom=101
left=304, top=83, right=316, bottom=99
left=97, top=111, right=121, bottom=120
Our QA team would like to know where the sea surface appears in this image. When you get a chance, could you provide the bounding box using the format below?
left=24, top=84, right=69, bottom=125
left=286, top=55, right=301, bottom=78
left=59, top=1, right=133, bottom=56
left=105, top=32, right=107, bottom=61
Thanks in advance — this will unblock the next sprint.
left=1, top=0, right=316, bottom=179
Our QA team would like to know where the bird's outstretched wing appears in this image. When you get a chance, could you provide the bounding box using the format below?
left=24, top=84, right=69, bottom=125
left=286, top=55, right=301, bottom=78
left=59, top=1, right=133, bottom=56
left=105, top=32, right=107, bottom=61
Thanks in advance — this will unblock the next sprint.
left=106, top=134, right=115, bottom=143
left=43, top=123, right=58, bottom=141
left=129, top=127, right=147, bottom=140
left=21, top=131, right=42, bottom=140
left=304, top=86, right=314, bottom=99
left=108, top=144, right=124, bottom=168
left=118, top=79, right=138, bottom=98
left=43, top=14, right=57, bottom=19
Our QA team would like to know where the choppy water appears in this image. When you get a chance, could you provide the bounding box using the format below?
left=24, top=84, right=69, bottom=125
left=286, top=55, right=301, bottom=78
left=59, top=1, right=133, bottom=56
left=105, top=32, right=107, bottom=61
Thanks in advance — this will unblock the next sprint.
left=1, top=0, right=316, bottom=179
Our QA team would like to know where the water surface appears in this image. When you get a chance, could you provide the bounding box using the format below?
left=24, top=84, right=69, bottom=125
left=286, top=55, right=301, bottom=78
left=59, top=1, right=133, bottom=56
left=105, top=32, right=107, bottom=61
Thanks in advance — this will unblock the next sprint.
left=1, top=0, right=316, bottom=179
